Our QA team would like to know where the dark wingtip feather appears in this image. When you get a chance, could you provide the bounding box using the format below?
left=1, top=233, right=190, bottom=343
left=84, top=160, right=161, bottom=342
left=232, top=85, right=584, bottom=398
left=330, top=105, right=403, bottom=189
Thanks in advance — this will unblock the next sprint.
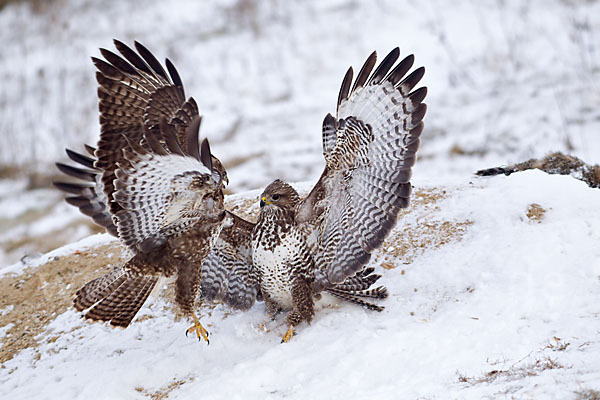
left=200, top=138, right=213, bottom=172
left=408, top=86, right=427, bottom=106
left=84, top=144, right=96, bottom=157
left=53, top=181, right=93, bottom=195
left=113, top=39, right=152, bottom=75
left=66, top=149, right=96, bottom=169
left=99, top=48, right=138, bottom=76
left=56, top=162, right=97, bottom=182
left=411, top=103, right=427, bottom=125
left=399, top=66, right=425, bottom=96
left=351, top=51, right=377, bottom=94
left=134, top=41, right=169, bottom=81
left=368, top=47, right=399, bottom=85
left=387, top=54, right=415, bottom=85
left=160, top=119, right=185, bottom=156
left=165, top=58, right=184, bottom=88
left=186, top=116, right=202, bottom=161
left=337, top=67, right=353, bottom=109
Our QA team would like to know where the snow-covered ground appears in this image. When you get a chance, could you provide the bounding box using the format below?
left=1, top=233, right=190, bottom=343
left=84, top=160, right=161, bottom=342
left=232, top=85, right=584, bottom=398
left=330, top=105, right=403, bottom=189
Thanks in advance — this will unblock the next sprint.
left=1, top=172, right=599, bottom=399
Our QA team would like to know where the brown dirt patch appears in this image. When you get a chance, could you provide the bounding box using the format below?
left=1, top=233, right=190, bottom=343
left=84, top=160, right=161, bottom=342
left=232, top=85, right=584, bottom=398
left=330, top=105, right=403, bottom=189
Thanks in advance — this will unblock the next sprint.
left=526, top=203, right=546, bottom=223
left=376, top=188, right=472, bottom=266
left=0, top=241, right=127, bottom=365
left=136, top=376, right=195, bottom=400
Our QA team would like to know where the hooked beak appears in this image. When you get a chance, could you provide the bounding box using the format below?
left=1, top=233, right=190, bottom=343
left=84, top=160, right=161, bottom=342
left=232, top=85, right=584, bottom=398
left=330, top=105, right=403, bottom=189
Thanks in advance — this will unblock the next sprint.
left=260, top=196, right=269, bottom=208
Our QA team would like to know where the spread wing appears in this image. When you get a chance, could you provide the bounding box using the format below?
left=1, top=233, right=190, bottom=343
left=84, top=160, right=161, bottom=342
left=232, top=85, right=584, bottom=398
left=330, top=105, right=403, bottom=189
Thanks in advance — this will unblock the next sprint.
left=92, top=39, right=199, bottom=218
left=55, top=41, right=228, bottom=253
left=201, top=212, right=261, bottom=310
left=297, top=48, right=426, bottom=285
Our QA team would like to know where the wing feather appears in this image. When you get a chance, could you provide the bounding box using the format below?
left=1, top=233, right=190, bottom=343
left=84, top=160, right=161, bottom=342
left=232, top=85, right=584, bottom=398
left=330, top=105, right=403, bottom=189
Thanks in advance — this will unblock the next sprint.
left=298, top=48, right=427, bottom=285
left=93, top=40, right=196, bottom=220
left=201, top=212, right=260, bottom=310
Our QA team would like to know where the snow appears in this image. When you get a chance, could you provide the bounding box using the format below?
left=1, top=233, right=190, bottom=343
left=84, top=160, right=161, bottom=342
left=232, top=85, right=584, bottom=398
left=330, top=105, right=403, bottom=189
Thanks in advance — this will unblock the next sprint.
left=0, top=233, right=116, bottom=278
left=1, top=171, right=599, bottom=399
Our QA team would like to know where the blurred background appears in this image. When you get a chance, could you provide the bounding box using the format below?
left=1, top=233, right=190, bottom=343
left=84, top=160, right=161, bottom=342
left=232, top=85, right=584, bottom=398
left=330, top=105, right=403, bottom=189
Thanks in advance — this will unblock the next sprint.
left=0, top=0, right=598, bottom=267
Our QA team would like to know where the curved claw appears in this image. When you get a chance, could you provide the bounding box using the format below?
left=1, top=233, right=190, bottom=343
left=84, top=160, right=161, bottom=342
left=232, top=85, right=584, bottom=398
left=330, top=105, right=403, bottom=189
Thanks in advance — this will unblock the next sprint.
left=281, top=325, right=295, bottom=344
left=186, top=312, right=210, bottom=344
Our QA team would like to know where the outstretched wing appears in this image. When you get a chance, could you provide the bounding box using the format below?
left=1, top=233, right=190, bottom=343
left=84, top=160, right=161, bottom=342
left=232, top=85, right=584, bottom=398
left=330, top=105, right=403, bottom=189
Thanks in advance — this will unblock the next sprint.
left=93, top=39, right=199, bottom=218
left=113, top=118, right=222, bottom=253
left=201, top=212, right=260, bottom=310
left=297, top=48, right=426, bottom=285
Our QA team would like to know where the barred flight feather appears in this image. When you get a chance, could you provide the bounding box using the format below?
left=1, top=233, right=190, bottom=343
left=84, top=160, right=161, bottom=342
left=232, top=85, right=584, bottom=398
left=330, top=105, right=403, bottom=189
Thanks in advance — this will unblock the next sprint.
left=298, top=48, right=426, bottom=285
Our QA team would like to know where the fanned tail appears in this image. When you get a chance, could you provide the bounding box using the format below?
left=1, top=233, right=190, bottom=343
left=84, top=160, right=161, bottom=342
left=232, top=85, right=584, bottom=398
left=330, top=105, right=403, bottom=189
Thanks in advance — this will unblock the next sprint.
left=325, top=267, right=388, bottom=312
left=74, top=267, right=158, bottom=327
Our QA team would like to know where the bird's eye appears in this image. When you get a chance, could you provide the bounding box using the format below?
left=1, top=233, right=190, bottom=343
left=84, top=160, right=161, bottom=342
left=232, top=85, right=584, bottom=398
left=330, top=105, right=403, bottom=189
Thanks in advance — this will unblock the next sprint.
left=272, top=194, right=280, bottom=201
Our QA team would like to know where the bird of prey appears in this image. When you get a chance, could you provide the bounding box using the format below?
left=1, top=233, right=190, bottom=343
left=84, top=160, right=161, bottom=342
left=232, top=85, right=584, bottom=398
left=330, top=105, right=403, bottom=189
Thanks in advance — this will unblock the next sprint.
left=56, top=41, right=425, bottom=345
left=55, top=40, right=257, bottom=342
left=249, top=48, right=426, bottom=342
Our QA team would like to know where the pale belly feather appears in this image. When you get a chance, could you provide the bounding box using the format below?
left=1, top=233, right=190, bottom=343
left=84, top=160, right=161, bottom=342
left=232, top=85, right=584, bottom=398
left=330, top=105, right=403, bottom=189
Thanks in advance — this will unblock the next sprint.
left=253, top=230, right=305, bottom=310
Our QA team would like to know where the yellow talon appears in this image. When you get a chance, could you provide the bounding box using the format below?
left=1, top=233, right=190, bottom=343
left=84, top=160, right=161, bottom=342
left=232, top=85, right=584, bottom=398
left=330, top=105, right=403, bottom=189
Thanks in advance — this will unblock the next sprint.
left=186, top=312, right=210, bottom=344
left=281, top=325, right=295, bottom=343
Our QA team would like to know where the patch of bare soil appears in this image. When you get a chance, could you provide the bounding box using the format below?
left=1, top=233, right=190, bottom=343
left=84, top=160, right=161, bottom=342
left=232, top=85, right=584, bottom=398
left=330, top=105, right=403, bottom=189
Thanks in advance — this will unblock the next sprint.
left=376, top=188, right=472, bottom=267
left=526, top=203, right=546, bottom=223
left=0, top=242, right=126, bottom=365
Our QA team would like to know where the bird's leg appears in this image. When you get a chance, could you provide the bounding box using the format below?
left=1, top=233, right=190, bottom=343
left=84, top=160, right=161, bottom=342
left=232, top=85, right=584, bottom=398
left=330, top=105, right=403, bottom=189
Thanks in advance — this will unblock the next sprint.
left=186, top=312, right=210, bottom=344
left=281, top=310, right=303, bottom=343
left=281, top=277, right=314, bottom=343
left=281, top=325, right=295, bottom=343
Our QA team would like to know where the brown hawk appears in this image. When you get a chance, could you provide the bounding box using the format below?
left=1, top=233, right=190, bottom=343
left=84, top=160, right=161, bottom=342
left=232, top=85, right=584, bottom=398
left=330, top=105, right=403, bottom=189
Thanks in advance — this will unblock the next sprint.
left=54, top=40, right=257, bottom=342
left=200, top=48, right=426, bottom=342
left=251, top=47, right=426, bottom=342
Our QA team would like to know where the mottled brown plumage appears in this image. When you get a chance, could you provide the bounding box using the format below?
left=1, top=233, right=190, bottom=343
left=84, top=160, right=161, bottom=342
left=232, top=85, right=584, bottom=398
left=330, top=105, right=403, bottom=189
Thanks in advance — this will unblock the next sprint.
left=55, top=41, right=242, bottom=338
left=248, top=48, right=426, bottom=341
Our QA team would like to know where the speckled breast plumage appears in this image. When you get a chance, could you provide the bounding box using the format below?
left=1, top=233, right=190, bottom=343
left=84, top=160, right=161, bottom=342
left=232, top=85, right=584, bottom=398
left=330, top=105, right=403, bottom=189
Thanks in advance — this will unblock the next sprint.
left=252, top=208, right=308, bottom=310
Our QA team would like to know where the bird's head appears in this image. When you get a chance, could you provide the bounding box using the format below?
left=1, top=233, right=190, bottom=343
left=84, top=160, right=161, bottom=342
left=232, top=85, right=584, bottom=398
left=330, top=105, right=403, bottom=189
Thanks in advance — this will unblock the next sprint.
left=211, top=155, right=229, bottom=188
left=260, top=179, right=300, bottom=211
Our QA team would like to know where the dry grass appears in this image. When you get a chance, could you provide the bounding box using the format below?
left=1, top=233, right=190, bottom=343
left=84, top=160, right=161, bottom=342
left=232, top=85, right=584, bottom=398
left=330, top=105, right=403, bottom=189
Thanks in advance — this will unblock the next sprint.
left=134, top=377, right=195, bottom=400
left=0, top=242, right=127, bottom=365
left=526, top=203, right=546, bottom=223
left=457, top=356, right=566, bottom=385
left=376, top=188, right=472, bottom=266
left=576, top=389, right=600, bottom=400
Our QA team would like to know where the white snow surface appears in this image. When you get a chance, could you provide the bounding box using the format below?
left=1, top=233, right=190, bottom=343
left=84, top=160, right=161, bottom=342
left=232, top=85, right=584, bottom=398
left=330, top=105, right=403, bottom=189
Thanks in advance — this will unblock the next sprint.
left=1, top=171, right=599, bottom=399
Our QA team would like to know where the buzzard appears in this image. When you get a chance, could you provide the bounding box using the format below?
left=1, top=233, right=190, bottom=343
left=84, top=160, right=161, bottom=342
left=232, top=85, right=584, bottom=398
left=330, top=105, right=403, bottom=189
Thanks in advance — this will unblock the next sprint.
left=56, top=41, right=425, bottom=344
left=55, top=40, right=257, bottom=342
left=250, top=48, right=426, bottom=342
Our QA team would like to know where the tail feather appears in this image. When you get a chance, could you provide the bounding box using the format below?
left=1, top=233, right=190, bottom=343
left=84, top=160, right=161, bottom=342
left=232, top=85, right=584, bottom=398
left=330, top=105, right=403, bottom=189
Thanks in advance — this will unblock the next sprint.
left=326, top=289, right=385, bottom=312
left=74, top=267, right=158, bottom=328
left=327, top=285, right=389, bottom=300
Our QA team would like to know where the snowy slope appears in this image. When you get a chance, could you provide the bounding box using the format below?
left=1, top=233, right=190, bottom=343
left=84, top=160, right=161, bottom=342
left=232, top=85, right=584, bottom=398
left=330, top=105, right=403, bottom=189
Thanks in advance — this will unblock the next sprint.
left=1, top=171, right=599, bottom=399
